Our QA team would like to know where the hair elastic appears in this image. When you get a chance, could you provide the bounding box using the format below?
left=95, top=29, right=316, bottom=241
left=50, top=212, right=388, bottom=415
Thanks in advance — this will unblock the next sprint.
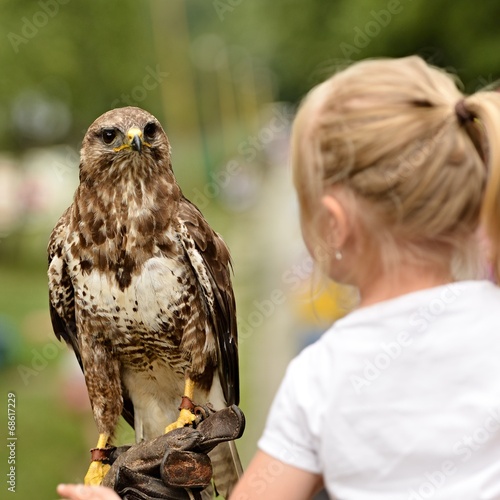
left=455, top=99, right=474, bottom=125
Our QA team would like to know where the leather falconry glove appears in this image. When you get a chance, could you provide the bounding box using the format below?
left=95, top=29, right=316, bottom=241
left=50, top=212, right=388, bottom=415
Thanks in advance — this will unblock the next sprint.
left=101, top=405, right=245, bottom=500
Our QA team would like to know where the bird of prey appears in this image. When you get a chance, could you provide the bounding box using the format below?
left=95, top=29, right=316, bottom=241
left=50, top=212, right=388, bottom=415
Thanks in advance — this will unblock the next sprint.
left=48, top=106, right=241, bottom=497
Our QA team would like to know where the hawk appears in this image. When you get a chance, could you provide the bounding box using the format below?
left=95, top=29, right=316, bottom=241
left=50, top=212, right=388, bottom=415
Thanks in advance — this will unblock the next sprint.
left=48, top=107, right=241, bottom=497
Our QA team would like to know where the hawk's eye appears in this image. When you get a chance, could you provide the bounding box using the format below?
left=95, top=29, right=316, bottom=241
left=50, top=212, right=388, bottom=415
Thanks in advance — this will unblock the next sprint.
left=101, top=128, right=117, bottom=145
left=144, top=122, right=157, bottom=141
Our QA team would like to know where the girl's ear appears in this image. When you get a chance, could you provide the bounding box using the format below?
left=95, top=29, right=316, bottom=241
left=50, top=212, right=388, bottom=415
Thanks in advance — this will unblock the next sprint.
left=321, top=194, right=349, bottom=249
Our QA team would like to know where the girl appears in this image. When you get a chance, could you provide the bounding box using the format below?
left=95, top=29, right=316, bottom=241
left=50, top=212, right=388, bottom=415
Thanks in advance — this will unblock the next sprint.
left=232, top=56, right=500, bottom=499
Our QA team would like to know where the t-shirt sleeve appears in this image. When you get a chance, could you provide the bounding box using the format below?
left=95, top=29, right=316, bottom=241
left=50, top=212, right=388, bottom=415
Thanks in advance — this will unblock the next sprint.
left=257, top=354, right=321, bottom=474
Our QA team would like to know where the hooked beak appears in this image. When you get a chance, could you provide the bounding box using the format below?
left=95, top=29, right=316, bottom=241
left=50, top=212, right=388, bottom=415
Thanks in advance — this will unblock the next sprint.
left=127, top=127, right=143, bottom=153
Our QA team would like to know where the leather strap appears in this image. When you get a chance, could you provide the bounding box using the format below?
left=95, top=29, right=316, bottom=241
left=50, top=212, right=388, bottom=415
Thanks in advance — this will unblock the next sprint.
left=91, top=446, right=114, bottom=462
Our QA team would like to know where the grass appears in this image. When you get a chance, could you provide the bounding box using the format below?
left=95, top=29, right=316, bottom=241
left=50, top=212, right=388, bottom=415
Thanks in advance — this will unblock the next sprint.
left=0, top=254, right=93, bottom=499
left=0, top=257, right=147, bottom=498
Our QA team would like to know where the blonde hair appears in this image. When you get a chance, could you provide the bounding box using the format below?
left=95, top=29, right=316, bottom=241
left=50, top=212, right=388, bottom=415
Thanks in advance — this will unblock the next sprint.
left=292, top=56, right=500, bottom=280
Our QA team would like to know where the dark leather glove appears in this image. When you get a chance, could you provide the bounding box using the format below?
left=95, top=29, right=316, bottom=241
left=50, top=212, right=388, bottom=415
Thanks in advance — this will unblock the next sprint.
left=101, top=405, right=245, bottom=500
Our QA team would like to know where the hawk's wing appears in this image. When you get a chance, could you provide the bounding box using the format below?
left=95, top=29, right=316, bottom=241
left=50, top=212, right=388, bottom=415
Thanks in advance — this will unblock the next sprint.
left=178, top=197, right=239, bottom=405
left=48, top=208, right=82, bottom=366
left=47, top=207, right=136, bottom=428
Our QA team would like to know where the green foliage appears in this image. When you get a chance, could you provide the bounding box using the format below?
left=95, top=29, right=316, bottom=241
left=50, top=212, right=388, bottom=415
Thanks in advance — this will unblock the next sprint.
left=214, top=0, right=500, bottom=99
left=1, top=0, right=160, bottom=148
left=2, top=0, right=500, bottom=153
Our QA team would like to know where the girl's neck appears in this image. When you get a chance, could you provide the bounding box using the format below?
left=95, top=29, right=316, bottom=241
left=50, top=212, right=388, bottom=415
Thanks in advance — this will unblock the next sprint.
left=356, top=263, right=453, bottom=308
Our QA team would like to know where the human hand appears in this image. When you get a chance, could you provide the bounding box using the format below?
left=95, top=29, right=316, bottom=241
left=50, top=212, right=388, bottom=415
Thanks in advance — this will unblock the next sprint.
left=57, top=483, right=120, bottom=500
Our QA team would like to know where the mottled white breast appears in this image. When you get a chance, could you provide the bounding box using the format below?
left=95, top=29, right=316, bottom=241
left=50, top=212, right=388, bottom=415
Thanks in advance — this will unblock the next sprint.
left=72, top=256, right=188, bottom=340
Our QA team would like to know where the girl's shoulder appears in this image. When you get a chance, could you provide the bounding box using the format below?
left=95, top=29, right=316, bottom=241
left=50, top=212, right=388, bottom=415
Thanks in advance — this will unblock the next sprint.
left=289, top=280, right=500, bottom=378
left=329, top=280, right=500, bottom=334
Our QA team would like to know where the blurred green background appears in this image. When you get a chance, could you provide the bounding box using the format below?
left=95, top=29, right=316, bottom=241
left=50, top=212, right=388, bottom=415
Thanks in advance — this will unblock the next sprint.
left=1, top=1, right=500, bottom=498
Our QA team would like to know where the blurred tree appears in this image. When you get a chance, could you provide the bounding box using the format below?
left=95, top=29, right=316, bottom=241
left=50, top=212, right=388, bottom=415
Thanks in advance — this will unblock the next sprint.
left=202, top=0, right=500, bottom=99
left=1, top=0, right=159, bottom=149
left=2, top=0, right=500, bottom=153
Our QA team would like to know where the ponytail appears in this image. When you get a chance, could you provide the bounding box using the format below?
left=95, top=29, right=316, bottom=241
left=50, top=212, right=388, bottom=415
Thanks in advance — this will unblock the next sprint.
left=466, top=92, right=500, bottom=280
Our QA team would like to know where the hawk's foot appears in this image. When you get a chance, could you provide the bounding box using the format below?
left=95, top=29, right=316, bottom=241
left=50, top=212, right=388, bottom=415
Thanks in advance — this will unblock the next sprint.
left=85, top=433, right=111, bottom=485
left=84, top=460, right=110, bottom=485
left=165, top=408, right=196, bottom=433
left=165, top=379, right=197, bottom=433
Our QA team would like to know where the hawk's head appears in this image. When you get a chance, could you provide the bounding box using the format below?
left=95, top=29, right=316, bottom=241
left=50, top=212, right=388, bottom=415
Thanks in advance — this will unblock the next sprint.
left=79, top=107, right=173, bottom=184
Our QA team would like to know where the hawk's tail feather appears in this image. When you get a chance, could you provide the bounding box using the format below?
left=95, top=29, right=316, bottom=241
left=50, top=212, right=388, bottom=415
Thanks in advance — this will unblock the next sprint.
left=229, top=440, right=243, bottom=478
left=200, top=483, right=214, bottom=500
left=209, top=440, right=243, bottom=499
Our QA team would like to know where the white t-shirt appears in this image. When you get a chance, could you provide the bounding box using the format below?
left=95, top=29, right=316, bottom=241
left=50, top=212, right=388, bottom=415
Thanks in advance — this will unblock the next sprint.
left=258, top=281, right=500, bottom=499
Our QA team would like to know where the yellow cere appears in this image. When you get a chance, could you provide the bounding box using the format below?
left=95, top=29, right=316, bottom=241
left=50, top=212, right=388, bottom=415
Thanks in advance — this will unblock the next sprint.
left=112, top=127, right=151, bottom=152
left=127, top=127, right=143, bottom=141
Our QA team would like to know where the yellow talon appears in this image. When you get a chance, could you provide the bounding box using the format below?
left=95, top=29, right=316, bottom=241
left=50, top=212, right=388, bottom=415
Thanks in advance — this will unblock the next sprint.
left=84, top=433, right=110, bottom=485
left=84, top=460, right=110, bottom=485
left=165, top=408, right=197, bottom=433
left=165, top=378, right=197, bottom=433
